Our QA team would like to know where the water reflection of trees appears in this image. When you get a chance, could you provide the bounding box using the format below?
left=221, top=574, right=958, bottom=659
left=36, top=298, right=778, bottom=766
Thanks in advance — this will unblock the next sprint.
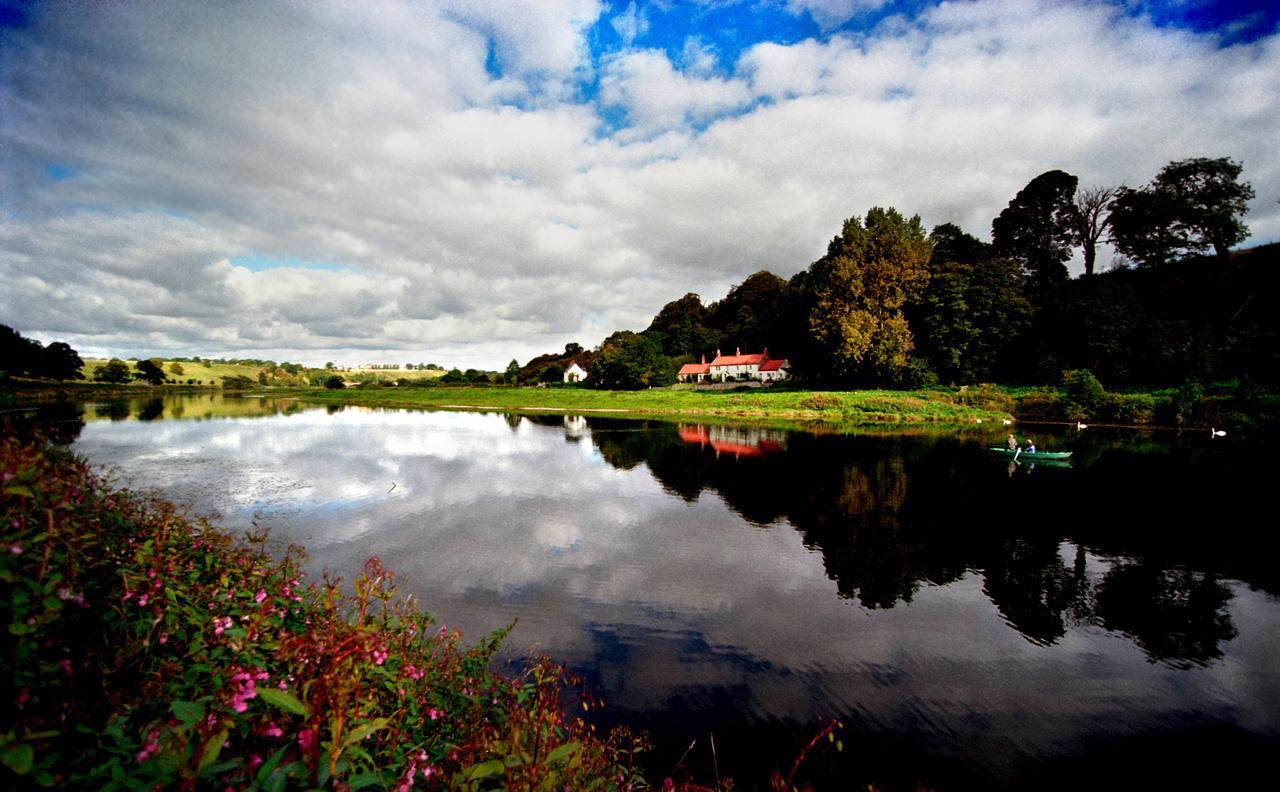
left=585, top=419, right=1251, bottom=665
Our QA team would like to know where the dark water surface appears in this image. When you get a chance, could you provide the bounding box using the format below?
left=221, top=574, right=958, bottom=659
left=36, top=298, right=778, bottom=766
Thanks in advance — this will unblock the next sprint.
left=17, top=395, right=1280, bottom=789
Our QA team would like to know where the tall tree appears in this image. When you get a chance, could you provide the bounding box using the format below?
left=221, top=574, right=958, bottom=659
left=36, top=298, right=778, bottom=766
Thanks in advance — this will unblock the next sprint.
left=1155, top=157, right=1253, bottom=260
left=803, top=207, right=932, bottom=383
left=644, top=293, right=718, bottom=358
left=590, top=331, right=674, bottom=390
left=1074, top=186, right=1115, bottom=276
left=706, top=271, right=791, bottom=355
left=1110, top=157, right=1254, bottom=265
left=133, top=359, right=168, bottom=385
left=992, top=170, right=1079, bottom=303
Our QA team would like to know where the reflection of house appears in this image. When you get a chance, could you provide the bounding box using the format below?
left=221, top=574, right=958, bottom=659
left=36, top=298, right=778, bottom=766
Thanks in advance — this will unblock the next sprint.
left=678, top=347, right=790, bottom=383
left=563, top=362, right=588, bottom=383
left=677, top=424, right=786, bottom=458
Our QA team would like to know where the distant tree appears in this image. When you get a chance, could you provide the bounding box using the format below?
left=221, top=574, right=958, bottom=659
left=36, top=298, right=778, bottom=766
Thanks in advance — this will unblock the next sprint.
left=35, top=341, right=85, bottom=381
left=0, top=325, right=85, bottom=380
left=201, top=358, right=212, bottom=368
left=441, top=368, right=465, bottom=383
left=94, top=358, right=133, bottom=384
left=1073, top=186, right=1116, bottom=276
left=323, top=375, right=345, bottom=389
left=1107, top=187, right=1184, bottom=267
left=504, top=359, right=521, bottom=384
left=563, top=342, right=584, bottom=357
left=802, top=207, right=932, bottom=383
left=1111, top=157, right=1254, bottom=265
left=589, top=331, right=674, bottom=390
left=992, top=170, right=1079, bottom=303
left=538, top=364, right=564, bottom=383
left=927, top=223, right=991, bottom=267
left=910, top=255, right=1031, bottom=383
left=645, top=293, right=718, bottom=358
left=169, top=362, right=185, bottom=376
left=134, top=359, right=167, bottom=385
left=325, top=361, right=335, bottom=371
left=706, top=271, right=791, bottom=356
left=257, top=371, right=268, bottom=385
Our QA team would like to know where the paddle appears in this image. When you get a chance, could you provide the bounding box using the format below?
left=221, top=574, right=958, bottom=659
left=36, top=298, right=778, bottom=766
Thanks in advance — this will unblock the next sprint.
left=1013, top=447, right=1021, bottom=463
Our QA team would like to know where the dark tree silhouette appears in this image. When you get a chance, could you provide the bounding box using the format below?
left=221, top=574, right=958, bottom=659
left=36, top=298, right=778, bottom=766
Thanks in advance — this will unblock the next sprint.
left=992, top=170, right=1079, bottom=304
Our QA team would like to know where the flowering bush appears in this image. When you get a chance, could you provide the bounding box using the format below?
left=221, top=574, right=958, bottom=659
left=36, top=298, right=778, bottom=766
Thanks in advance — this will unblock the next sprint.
left=0, top=438, right=648, bottom=789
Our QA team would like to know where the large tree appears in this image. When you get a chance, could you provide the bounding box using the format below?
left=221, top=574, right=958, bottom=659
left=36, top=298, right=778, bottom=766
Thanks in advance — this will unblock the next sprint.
left=706, top=271, right=791, bottom=355
left=589, top=331, right=674, bottom=390
left=644, top=293, right=718, bottom=358
left=1110, top=157, right=1253, bottom=265
left=803, top=207, right=932, bottom=383
left=992, top=169, right=1079, bottom=303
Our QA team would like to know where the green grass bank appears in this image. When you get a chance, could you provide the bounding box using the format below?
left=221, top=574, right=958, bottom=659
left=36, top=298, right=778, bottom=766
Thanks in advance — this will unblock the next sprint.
left=274, top=384, right=1014, bottom=426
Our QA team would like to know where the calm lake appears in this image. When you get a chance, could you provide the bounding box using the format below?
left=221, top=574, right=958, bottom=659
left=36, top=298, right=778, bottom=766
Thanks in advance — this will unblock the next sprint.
left=15, top=394, right=1280, bottom=789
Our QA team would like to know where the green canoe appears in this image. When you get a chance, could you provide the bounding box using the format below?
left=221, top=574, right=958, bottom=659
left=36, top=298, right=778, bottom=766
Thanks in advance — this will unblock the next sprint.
left=987, top=447, right=1073, bottom=460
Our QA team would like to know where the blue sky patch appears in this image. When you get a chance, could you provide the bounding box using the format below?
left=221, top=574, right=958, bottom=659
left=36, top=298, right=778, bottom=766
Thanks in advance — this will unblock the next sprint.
left=44, top=163, right=76, bottom=181
left=231, top=254, right=354, bottom=274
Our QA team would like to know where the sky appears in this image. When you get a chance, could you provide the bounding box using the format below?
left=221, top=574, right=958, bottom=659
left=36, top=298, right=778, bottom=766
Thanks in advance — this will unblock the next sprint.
left=2, top=0, right=1278, bottom=369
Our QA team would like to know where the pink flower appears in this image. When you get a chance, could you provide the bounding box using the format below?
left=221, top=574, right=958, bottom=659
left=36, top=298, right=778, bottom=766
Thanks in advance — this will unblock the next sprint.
left=213, top=616, right=232, bottom=635
left=136, top=594, right=148, bottom=607
left=298, top=728, right=317, bottom=751
left=427, top=708, right=442, bottom=721
left=254, top=589, right=267, bottom=603
left=8, top=543, right=21, bottom=555
left=262, top=721, right=283, bottom=738
left=135, top=730, right=161, bottom=764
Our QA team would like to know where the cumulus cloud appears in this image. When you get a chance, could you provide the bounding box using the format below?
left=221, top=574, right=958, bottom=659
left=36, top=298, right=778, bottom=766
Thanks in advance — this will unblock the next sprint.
left=1, top=0, right=1277, bottom=366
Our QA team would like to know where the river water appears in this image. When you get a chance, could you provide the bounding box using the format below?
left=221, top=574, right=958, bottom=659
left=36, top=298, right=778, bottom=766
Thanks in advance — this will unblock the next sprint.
left=13, top=395, right=1280, bottom=789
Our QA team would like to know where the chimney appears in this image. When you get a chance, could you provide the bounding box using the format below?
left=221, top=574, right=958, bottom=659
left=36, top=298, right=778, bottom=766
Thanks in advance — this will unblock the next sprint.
left=700, top=354, right=706, bottom=364
left=762, top=347, right=769, bottom=359
left=716, top=348, right=721, bottom=358
left=735, top=346, right=741, bottom=356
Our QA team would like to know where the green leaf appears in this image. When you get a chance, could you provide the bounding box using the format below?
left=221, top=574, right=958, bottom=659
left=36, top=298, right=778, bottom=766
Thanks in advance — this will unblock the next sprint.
left=197, top=729, right=229, bottom=775
left=340, top=717, right=387, bottom=749
left=2, top=743, right=34, bottom=775
left=170, top=700, right=204, bottom=726
left=255, top=687, right=309, bottom=716
left=255, top=746, right=288, bottom=785
left=544, top=741, right=581, bottom=765
left=347, top=772, right=382, bottom=789
left=4, top=484, right=35, bottom=498
left=464, top=759, right=505, bottom=781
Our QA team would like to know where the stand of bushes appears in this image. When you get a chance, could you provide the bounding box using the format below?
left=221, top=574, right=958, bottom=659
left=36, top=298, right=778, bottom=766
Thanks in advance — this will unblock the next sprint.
left=1011, top=370, right=1275, bottom=428
left=0, top=438, right=649, bottom=790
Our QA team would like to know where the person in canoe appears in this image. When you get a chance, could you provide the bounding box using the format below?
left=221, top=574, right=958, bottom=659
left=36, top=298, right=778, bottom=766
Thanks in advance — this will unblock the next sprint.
left=1006, top=434, right=1018, bottom=450
left=1024, top=439, right=1036, bottom=453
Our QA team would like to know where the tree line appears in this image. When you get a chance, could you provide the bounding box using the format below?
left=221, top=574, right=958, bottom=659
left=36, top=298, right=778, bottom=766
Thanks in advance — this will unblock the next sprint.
left=520, top=155, right=1269, bottom=389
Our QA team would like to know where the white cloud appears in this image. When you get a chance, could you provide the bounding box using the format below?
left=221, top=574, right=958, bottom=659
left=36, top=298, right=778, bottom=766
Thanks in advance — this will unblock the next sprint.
left=2, top=0, right=1278, bottom=367
left=785, top=0, right=890, bottom=30
left=610, top=1, right=650, bottom=46
left=600, top=49, right=754, bottom=135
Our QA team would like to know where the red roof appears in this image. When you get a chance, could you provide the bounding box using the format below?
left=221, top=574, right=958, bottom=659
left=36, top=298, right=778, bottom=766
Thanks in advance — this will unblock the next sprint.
left=759, top=359, right=786, bottom=372
left=709, top=353, right=766, bottom=367
left=678, top=363, right=711, bottom=375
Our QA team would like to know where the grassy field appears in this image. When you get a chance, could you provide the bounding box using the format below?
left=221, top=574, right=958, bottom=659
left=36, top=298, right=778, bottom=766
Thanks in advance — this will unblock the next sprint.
left=274, top=383, right=1013, bottom=425
left=78, top=359, right=446, bottom=385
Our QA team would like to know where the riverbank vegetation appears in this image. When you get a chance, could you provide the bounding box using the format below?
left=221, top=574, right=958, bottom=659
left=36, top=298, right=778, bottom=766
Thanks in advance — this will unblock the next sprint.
left=1, top=437, right=662, bottom=789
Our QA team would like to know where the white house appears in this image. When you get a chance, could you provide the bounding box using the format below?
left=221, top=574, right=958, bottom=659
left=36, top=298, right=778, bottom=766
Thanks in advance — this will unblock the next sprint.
left=563, top=362, right=588, bottom=383
left=679, top=347, right=789, bottom=383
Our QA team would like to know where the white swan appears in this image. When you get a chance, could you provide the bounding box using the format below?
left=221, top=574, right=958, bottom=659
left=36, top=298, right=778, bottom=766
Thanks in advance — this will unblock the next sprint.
left=1002, top=418, right=1013, bottom=426
left=1076, top=421, right=1088, bottom=430
left=1211, top=428, right=1226, bottom=437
